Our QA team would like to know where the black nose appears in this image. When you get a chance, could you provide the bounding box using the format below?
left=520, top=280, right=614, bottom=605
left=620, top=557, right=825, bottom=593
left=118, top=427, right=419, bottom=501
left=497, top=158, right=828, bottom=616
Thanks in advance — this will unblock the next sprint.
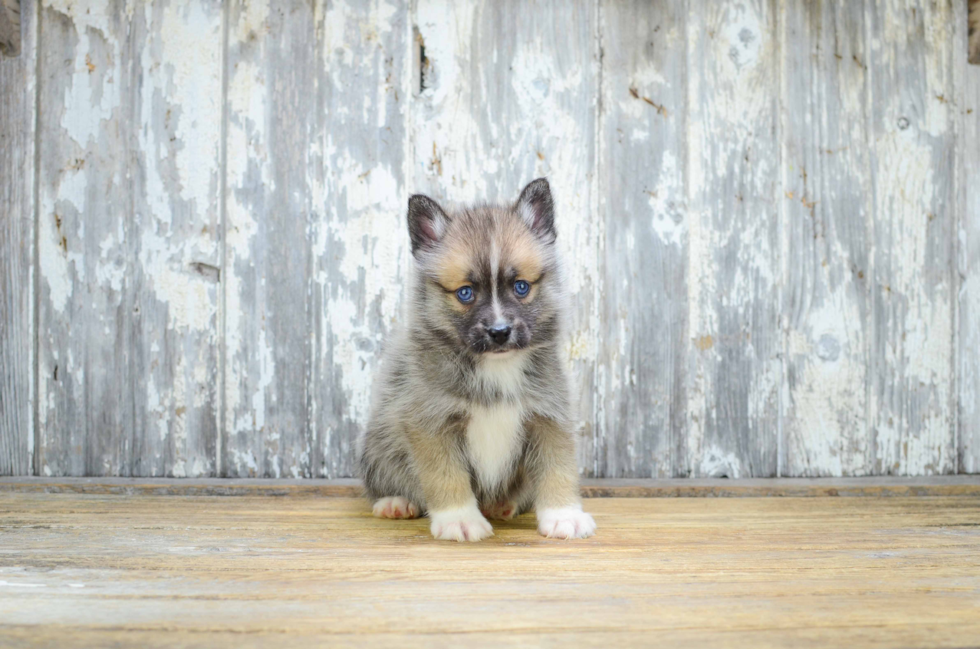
left=488, top=325, right=512, bottom=345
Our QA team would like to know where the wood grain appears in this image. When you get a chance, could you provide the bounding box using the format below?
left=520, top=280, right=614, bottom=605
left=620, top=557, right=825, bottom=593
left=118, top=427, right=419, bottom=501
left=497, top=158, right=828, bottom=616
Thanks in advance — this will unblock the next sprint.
left=412, top=0, right=599, bottom=474
left=780, top=1, right=872, bottom=476
left=308, top=0, right=412, bottom=478
left=223, top=0, right=411, bottom=478
left=684, top=0, right=780, bottom=477
left=961, top=0, right=980, bottom=472
left=223, top=0, right=318, bottom=478
left=596, top=1, right=687, bottom=478
left=0, top=0, right=34, bottom=476
left=868, top=0, right=956, bottom=475
left=1, top=491, right=979, bottom=648
left=35, top=0, right=222, bottom=476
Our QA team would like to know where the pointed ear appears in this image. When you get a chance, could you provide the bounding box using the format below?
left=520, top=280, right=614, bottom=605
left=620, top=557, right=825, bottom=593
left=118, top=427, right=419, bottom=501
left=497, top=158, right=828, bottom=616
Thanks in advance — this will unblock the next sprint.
left=515, top=178, right=556, bottom=243
left=407, top=194, right=450, bottom=256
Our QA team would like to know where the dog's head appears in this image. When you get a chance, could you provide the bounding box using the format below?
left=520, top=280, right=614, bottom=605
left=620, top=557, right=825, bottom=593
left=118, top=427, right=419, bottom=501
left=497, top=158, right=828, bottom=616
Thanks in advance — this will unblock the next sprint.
left=407, top=178, right=563, bottom=356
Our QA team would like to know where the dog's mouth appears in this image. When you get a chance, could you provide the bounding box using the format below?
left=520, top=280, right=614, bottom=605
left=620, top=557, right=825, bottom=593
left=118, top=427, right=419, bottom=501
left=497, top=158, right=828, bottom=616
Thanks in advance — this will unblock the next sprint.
left=471, top=342, right=524, bottom=355
left=483, top=342, right=528, bottom=355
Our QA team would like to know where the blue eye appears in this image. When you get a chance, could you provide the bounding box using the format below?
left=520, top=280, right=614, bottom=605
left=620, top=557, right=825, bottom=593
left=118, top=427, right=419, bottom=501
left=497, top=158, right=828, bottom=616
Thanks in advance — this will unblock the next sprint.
left=455, top=286, right=474, bottom=303
left=514, top=280, right=530, bottom=297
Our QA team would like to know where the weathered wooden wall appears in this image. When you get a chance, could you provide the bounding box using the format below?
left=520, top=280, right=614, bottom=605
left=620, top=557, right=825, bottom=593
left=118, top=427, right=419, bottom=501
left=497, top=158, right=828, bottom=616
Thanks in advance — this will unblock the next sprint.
left=1, top=0, right=978, bottom=478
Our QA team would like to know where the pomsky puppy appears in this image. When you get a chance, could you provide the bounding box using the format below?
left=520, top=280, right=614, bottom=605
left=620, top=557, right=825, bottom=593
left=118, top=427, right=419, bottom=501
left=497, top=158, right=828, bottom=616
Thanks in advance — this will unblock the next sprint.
left=357, top=178, right=595, bottom=542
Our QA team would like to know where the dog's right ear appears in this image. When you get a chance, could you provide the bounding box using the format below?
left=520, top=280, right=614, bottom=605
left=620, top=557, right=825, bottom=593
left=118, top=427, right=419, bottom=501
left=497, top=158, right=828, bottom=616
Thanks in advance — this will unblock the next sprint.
left=407, top=194, right=450, bottom=256
left=515, top=178, right=556, bottom=244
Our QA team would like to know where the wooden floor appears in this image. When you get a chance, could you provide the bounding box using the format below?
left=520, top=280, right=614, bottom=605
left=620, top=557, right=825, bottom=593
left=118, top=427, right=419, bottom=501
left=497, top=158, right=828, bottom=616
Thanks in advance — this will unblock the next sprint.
left=1, top=484, right=979, bottom=648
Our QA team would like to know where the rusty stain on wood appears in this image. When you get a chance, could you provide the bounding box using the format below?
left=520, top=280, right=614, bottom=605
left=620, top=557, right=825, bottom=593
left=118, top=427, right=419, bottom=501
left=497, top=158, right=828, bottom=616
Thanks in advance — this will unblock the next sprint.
left=695, top=335, right=714, bottom=351
left=628, top=85, right=668, bottom=117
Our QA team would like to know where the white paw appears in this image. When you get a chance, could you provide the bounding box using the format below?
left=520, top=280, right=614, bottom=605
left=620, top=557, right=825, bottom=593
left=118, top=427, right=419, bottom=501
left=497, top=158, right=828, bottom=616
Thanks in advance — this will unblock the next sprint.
left=537, top=504, right=596, bottom=539
left=429, top=502, right=494, bottom=542
left=372, top=496, right=420, bottom=519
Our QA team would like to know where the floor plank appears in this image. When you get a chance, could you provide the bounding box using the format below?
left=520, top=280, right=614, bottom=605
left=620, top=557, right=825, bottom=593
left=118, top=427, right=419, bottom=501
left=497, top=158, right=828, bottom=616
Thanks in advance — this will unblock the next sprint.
left=1, top=492, right=979, bottom=647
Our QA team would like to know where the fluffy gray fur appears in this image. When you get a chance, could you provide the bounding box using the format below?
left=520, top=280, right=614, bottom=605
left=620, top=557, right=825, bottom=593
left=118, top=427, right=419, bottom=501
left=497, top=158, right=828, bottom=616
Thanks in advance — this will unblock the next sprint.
left=357, top=178, right=592, bottom=539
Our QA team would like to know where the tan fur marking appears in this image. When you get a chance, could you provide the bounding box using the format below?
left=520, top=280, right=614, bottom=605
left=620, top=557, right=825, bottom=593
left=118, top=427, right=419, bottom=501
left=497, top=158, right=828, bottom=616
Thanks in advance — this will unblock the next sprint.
left=525, top=415, right=581, bottom=510
left=501, top=221, right=544, bottom=283
left=407, top=426, right=475, bottom=511
left=436, top=241, right=475, bottom=290
left=434, top=217, right=544, bottom=309
left=435, top=236, right=479, bottom=313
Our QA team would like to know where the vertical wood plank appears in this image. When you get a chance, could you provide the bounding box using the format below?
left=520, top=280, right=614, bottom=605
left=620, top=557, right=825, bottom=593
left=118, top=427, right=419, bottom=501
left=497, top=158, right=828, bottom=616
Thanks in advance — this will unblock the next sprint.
left=309, top=1, right=412, bottom=478
left=683, top=0, right=780, bottom=477
left=413, top=0, right=599, bottom=474
left=36, top=0, right=222, bottom=476
left=780, top=0, right=873, bottom=476
left=868, top=0, right=956, bottom=475
left=224, top=0, right=411, bottom=478
left=224, top=0, right=316, bottom=477
left=596, top=1, right=687, bottom=477
left=959, top=0, right=980, bottom=473
left=0, top=0, right=35, bottom=475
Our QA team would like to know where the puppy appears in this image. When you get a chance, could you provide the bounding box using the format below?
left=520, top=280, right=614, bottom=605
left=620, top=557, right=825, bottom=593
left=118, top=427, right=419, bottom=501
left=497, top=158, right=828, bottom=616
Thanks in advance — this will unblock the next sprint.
left=357, top=178, right=595, bottom=542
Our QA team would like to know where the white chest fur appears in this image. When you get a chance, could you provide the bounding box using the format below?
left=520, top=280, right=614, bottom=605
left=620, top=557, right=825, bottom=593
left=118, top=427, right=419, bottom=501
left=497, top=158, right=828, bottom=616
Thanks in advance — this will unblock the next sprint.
left=466, top=352, right=527, bottom=490
left=466, top=403, right=524, bottom=490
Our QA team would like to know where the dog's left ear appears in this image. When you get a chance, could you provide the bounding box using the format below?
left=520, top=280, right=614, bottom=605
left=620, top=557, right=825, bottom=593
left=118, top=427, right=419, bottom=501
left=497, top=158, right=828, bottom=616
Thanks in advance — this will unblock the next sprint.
left=407, top=194, right=450, bottom=256
left=515, top=178, right=556, bottom=244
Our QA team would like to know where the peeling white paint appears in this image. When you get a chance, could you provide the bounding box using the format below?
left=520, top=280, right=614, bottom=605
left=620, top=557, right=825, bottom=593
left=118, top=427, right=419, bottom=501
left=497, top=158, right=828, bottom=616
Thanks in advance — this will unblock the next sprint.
left=867, top=0, right=956, bottom=476
left=49, top=0, right=120, bottom=149
left=786, top=290, right=868, bottom=477
left=684, top=0, right=781, bottom=476
left=167, top=5, right=221, bottom=208
left=647, top=150, right=685, bottom=247
left=249, top=326, right=274, bottom=437
left=21, top=0, right=970, bottom=480
left=224, top=0, right=274, bottom=470
left=699, top=446, right=743, bottom=479
left=33, top=0, right=223, bottom=477
left=38, top=206, right=73, bottom=315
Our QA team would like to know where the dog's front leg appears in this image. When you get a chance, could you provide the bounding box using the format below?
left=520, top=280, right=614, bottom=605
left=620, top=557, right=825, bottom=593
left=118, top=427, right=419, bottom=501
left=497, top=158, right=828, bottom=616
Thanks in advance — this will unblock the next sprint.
left=525, top=415, right=596, bottom=540
left=408, top=426, right=493, bottom=542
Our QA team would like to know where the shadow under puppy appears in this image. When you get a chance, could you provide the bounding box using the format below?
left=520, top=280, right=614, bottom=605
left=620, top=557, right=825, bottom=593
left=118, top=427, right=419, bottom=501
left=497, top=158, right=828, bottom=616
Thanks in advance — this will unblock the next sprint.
left=358, top=178, right=596, bottom=542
